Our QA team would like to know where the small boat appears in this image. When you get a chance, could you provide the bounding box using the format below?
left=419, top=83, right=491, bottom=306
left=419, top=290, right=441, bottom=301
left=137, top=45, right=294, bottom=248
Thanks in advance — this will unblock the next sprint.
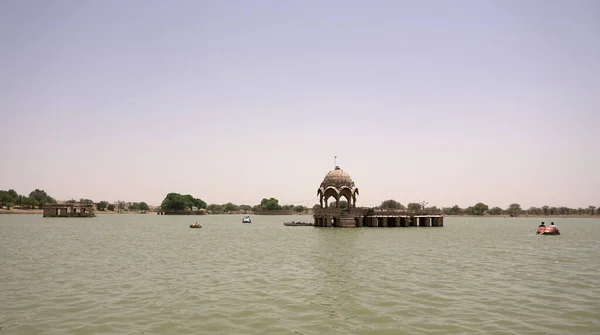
left=190, top=222, right=202, bottom=228
left=283, top=221, right=314, bottom=227
left=538, top=226, right=560, bottom=235
left=242, top=216, right=251, bottom=223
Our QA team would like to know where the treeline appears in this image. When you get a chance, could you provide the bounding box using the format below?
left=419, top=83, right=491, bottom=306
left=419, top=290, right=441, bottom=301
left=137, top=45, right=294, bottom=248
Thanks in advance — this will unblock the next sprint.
left=95, top=200, right=150, bottom=212
left=0, top=189, right=56, bottom=209
left=159, top=193, right=309, bottom=214
left=0, top=189, right=150, bottom=213
left=377, top=199, right=600, bottom=216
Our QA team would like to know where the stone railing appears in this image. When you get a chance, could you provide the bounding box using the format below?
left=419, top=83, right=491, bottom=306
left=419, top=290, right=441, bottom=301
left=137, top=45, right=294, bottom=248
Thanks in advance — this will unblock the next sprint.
left=313, top=207, right=342, bottom=216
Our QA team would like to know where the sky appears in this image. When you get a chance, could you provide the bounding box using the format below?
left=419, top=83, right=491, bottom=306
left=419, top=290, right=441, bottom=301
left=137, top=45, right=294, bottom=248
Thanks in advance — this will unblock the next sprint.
left=1, top=0, right=598, bottom=209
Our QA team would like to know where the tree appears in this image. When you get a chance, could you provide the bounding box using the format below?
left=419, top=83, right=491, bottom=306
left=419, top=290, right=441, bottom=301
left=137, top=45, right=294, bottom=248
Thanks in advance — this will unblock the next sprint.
left=129, top=202, right=149, bottom=212
left=29, top=189, right=56, bottom=209
left=380, top=199, right=404, bottom=210
left=161, top=193, right=188, bottom=211
left=472, top=202, right=489, bottom=215
left=407, top=202, right=422, bottom=212
left=238, top=204, right=252, bottom=212
left=96, top=201, right=108, bottom=211
left=107, top=204, right=116, bottom=211
left=426, top=206, right=440, bottom=214
left=293, top=205, right=306, bottom=213
left=444, top=205, right=462, bottom=215
left=79, top=198, right=94, bottom=205
left=224, top=202, right=238, bottom=212
left=528, top=207, right=541, bottom=215
left=260, top=198, right=281, bottom=211
left=487, top=207, right=503, bottom=215
left=542, top=206, right=550, bottom=215
left=207, top=204, right=224, bottom=213
left=508, top=203, right=522, bottom=216
left=588, top=206, right=596, bottom=215
left=22, top=196, right=38, bottom=209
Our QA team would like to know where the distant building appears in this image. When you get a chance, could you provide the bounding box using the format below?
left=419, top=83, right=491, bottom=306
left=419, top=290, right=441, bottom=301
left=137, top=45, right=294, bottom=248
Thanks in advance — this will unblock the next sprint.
left=43, top=204, right=96, bottom=217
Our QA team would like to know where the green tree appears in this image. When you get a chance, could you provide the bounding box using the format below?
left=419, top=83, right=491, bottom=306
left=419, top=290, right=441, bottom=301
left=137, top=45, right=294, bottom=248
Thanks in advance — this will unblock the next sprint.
left=79, top=198, right=94, bottom=205
left=107, top=204, right=116, bottom=211
left=238, top=204, right=252, bottom=212
left=207, top=204, right=224, bottom=213
left=224, top=202, right=238, bottom=212
left=29, top=189, right=56, bottom=209
left=293, top=205, right=306, bottom=213
left=260, top=198, right=281, bottom=211
left=139, top=202, right=149, bottom=211
left=22, top=196, right=38, bottom=209
left=96, top=201, right=108, bottom=211
left=380, top=199, right=404, bottom=209
left=407, top=202, right=422, bottom=212
left=487, top=207, right=503, bottom=215
left=161, top=193, right=188, bottom=211
left=426, top=206, right=440, bottom=214
left=444, top=205, right=462, bottom=215
left=472, top=202, right=489, bottom=215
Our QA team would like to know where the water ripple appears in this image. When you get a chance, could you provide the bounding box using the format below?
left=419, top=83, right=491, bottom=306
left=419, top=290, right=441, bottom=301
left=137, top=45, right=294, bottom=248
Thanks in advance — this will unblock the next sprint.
left=1, top=215, right=599, bottom=334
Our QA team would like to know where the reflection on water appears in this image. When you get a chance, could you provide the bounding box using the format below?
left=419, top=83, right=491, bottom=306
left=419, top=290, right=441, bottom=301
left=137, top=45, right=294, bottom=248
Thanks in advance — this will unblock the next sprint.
left=1, top=214, right=599, bottom=334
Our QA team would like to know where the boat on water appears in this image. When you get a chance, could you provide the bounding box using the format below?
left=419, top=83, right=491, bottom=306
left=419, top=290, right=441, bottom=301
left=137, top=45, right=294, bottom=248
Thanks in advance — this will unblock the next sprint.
left=283, top=221, right=314, bottom=227
left=537, top=226, right=560, bottom=235
left=190, top=222, right=202, bottom=229
left=242, top=216, right=251, bottom=223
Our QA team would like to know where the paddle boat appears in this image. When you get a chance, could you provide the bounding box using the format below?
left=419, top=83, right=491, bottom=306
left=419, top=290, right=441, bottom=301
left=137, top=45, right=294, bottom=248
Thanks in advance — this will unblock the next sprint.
left=190, top=221, right=202, bottom=229
left=242, top=216, right=251, bottom=223
left=537, top=225, right=560, bottom=235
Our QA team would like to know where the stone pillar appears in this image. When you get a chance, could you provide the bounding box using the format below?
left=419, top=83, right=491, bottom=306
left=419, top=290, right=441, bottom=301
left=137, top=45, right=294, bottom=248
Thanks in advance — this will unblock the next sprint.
left=372, top=217, right=378, bottom=227
left=420, top=217, right=431, bottom=227
left=409, top=217, right=417, bottom=226
left=382, top=217, right=388, bottom=227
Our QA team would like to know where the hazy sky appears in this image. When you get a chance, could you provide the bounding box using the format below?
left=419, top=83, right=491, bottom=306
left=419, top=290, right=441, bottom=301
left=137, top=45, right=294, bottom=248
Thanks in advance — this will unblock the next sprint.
left=1, top=0, right=598, bottom=208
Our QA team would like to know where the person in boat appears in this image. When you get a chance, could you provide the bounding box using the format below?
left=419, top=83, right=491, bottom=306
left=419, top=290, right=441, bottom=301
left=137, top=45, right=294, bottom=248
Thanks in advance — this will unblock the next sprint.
left=550, top=222, right=558, bottom=230
left=537, top=222, right=546, bottom=234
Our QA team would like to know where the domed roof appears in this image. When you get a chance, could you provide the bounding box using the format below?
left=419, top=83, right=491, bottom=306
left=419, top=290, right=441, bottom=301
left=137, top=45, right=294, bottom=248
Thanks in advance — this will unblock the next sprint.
left=320, top=166, right=356, bottom=189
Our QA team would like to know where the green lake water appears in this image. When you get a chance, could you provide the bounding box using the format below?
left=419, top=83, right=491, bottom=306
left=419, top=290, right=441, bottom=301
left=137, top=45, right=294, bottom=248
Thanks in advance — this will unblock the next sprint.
left=1, top=214, right=599, bottom=334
